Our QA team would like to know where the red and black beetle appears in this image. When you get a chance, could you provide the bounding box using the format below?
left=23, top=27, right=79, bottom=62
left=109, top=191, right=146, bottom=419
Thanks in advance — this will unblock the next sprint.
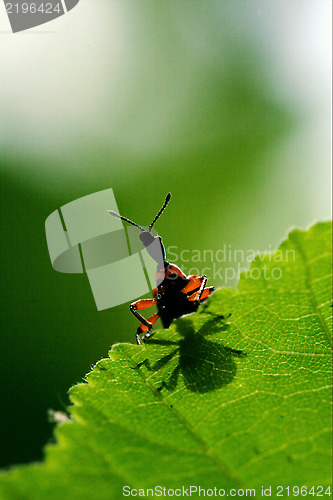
left=108, top=193, right=214, bottom=345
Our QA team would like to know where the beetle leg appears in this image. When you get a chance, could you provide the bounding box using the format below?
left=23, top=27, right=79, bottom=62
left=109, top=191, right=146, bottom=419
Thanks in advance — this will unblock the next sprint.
left=182, top=277, right=204, bottom=295
left=188, top=285, right=214, bottom=301
left=130, top=299, right=157, bottom=344
left=140, top=312, right=160, bottom=343
left=130, top=299, right=156, bottom=320
left=184, top=276, right=207, bottom=302
left=198, top=286, right=215, bottom=301
left=182, top=276, right=214, bottom=302
left=136, top=312, right=159, bottom=345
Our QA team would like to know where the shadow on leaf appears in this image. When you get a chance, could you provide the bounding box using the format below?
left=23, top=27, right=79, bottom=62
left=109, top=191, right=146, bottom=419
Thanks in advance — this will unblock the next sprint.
left=144, top=315, right=245, bottom=394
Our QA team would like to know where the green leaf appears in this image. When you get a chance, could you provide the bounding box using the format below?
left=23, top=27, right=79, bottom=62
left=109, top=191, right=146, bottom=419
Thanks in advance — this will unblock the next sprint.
left=0, top=222, right=332, bottom=499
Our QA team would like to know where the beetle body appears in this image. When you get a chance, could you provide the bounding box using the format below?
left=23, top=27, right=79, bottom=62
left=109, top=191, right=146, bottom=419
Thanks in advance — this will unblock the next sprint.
left=108, top=193, right=214, bottom=344
left=155, top=265, right=205, bottom=326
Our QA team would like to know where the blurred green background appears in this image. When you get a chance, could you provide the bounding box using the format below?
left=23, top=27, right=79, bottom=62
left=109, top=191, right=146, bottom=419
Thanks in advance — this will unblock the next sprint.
left=0, top=1, right=331, bottom=468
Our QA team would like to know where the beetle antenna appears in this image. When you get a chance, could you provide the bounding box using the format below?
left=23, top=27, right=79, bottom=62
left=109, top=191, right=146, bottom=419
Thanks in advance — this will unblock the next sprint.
left=149, top=193, right=171, bottom=232
left=108, top=210, right=145, bottom=232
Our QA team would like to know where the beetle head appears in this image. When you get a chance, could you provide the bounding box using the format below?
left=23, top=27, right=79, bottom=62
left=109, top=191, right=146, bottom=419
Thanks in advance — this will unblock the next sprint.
left=108, top=193, right=171, bottom=267
left=139, top=232, right=166, bottom=264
